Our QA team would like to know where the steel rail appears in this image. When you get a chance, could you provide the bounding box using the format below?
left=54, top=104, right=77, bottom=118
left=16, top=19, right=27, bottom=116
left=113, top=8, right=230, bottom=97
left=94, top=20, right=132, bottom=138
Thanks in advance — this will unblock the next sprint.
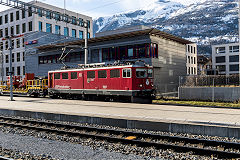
left=0, top=116, right=239, bottom=158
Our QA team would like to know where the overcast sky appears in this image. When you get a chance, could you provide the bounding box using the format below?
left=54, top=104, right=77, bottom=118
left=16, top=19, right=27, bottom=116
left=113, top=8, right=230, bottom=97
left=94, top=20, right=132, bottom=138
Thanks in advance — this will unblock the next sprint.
left=0, top=0, right=201, bottom=18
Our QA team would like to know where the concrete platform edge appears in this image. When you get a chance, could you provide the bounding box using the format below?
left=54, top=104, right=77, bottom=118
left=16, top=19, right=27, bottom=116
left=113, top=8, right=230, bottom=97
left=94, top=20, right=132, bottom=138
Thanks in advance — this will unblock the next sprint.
left=0, top=108, right=240, bottom=139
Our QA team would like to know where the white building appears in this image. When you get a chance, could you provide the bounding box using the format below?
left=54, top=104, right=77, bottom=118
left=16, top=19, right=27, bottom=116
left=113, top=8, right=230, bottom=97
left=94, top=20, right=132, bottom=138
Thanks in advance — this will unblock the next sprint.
left=212, top=43, right=239, bottom=75
left=0, top=1, right=93, bottom=81
left=186, top=43, right=198, bottom=75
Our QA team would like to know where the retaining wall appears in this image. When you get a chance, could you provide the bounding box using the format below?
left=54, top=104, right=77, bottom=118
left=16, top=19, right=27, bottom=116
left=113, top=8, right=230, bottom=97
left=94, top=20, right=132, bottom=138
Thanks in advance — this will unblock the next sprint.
left=179, top=87, right=240, bottom=102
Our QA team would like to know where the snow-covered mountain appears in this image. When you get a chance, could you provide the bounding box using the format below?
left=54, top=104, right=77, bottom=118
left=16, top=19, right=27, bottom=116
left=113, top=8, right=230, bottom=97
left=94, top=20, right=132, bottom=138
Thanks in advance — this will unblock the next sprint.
left=93, top=0, right=239, bottom=55
left=94, top=0, right=184, bottom=33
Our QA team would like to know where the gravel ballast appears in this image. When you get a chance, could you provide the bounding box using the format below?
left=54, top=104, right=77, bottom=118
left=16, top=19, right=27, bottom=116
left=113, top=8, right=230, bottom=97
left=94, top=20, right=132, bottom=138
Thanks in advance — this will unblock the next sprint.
left=0, top=131, right=145, bottom=159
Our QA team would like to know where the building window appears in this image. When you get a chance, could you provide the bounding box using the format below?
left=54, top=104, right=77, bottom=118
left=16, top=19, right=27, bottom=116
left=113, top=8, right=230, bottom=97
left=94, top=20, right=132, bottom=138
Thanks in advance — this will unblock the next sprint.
left=55, top=25, right=60, bottom=34
left=10, top=13, right=13, bottom=22
left=23, top=66, right=25, bottom=75
left=72, top=29, right=76, bottom=37
left=72, top=16, right=77, bottom=25
left=216, top=65, right=226, bottom=72
left=5, top=55, right=8, bottom=63
left=12, top=53, right=14, bottom=62
left=127, top=46, right=134, bottom=58
left=216, top=56, right=225, bottom=63
left=64, top=27, right=69, bottom=36
left=17, top=52, right=20, bottom=62
left=88, top=32, right=90, bottom=39
left=22, top=38, right=25, bottom=47
left=55, top=13, right=60, bottom=21
left=79, top=31, right=83, bottom=39
left=16, top=25, right=20, bottom=34
left=0, top=29, right=2, bottom=38
left=39, top=21, right=43, bottom=31
left=46, top=11, right=52, bottom=19
left=5, top=14, right=8, bottom=23
left=17, top=66, right=20, bottom=75
left=229, top=55, right=239, bottom=62
left=28, top=7, right=32, bottom=17
left=6, top=67, right=9, bottom=76
left=5, top=41, right=8, bottom=50
left=79, top=18, right=83, bottom=26
left=16, top=11, right=20, bottom=20
left=216, top=47, right=225, bottom=54
left=0, top=42, right=3, bottom=50
left=28, top=21, right=33, bottom=32
left=16, top=39, right=20, bottom=48
left=102, top=48, right=109, bottom=61
left=10, top=26, right=14, bottom=35
left=22, top=23, right=26, bottom=33
left=38, top=9, right=42, bottom=17
left=12, top=67, right=14, bottom=75
left=0, top=16, right=2, bottom=25
left=22, top=10, right=25, bottom=19
left=230, top=65, right=239, bottom=72
left=22, top=52, right=25, bottom=61
left=229, top=46, right=239, bottom=53
left=5, top=28, right=8, bottom=37
left=11, top=40, right=14, bottom=49
left=46, top=23, right=52, bottom=33
left=87, top=20, right=90, bottom=28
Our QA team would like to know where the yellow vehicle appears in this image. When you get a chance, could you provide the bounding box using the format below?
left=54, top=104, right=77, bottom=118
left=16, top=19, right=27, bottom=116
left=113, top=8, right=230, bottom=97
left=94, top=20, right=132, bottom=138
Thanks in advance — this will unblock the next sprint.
left=0, top=79, right=48, bottom=97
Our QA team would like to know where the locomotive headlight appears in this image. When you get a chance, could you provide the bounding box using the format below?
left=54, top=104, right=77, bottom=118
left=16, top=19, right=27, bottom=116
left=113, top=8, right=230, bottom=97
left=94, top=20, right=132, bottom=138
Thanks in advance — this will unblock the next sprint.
left=139, top=84, right=143, bottom=87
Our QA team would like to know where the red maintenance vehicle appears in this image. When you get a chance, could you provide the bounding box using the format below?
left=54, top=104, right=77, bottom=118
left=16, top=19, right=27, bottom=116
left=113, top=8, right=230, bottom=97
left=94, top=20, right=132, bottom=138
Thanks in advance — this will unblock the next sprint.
left=48, top=61, right=155, bottom=103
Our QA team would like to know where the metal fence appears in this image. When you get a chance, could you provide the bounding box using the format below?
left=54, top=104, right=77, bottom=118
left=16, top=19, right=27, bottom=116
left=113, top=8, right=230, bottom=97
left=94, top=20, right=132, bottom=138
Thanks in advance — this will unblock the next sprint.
left=179, top=75, right=240, bottom=87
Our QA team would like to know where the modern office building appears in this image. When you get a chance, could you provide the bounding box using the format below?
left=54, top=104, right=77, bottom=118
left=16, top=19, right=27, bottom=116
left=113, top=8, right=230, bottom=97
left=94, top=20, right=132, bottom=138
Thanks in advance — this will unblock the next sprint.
left=212, top=43, right=239, bottom=75
left=29, top=26, right=197, bottom=95
left=0, top=1, right=93, bottom=81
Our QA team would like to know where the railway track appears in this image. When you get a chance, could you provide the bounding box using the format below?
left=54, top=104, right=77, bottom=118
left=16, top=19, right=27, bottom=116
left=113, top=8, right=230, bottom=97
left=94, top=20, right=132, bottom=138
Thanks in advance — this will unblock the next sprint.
left=0, top=157, right=12, bottom=160
left=0, top=116, right=239, bottom=159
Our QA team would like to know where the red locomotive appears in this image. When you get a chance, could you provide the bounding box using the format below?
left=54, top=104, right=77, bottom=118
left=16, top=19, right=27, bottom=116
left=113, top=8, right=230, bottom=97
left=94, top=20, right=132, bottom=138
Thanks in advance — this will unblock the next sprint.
left=48, top=61, right=155, bottom=103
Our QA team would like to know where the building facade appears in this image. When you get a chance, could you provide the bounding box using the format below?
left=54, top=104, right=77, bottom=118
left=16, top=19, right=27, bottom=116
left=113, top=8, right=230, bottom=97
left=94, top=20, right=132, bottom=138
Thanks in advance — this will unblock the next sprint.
left=29, top=27, right=196, bottom=95
left=0, top=1, right=93, bottom=81
left=212, top=43, right=239, bottom=75
left=186, top=43, right=197, bottom=75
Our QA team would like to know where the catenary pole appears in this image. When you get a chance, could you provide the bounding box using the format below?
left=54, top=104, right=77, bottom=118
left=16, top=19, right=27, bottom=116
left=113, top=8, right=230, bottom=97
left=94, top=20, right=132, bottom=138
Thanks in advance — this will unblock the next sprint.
left=85, top=24, right=88, bottom=65
left=9, top=36, right=14, bottom=101
left=239, top=0, right=240, bottom=85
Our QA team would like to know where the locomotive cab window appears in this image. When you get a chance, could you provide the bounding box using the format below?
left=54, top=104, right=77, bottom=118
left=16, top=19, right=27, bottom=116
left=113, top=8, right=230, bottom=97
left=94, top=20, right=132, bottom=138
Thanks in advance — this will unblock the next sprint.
left=87, top=71, right=95, bottom=78
left=123, top=68, right=131, bottom=78
left=136, top=68, right=147, bottom=78
left=54, top=73, right=60, bottom=79
left=110, top=69, right=120, bottom=78
left=71, top=72, right=77, bottom=79
left=98, top=70, right=107, bottom=78
left=148, top=69, right=153, bottom=78
left=62, top=72, right=68, bottom=79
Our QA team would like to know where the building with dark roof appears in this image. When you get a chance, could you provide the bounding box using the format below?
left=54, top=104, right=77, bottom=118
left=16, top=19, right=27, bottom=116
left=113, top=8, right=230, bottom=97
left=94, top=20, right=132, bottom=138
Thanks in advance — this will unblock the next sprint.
left=26, top=27, right=197, bottom=95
